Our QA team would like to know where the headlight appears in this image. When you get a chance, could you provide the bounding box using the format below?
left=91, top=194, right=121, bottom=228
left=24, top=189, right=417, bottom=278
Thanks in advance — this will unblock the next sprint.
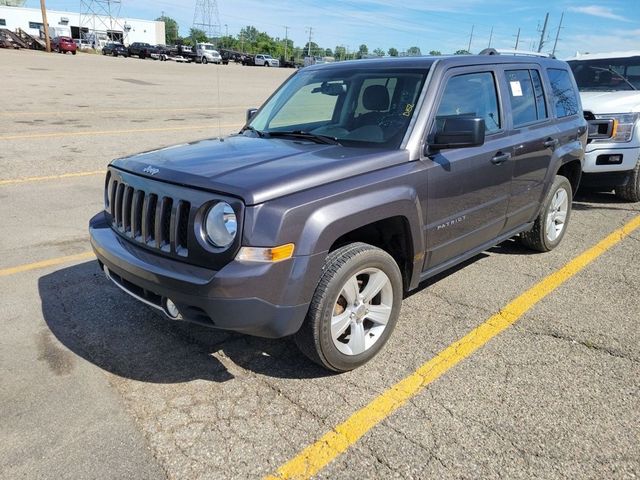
left=204, top=202, right=237, bottom=247
left=595, top=113, right=639, bottom=143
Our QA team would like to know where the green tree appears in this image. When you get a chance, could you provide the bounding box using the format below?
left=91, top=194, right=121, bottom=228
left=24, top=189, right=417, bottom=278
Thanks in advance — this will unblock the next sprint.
left=407, top=46, right=421, bottom=56
left=189, top=28, right=208, bottom=44
left=373, top=47, right=385, bottom=57
left=428, top=50, right=441, bottom=56
left=324, top=48, right=333, bottom=57
left=334, top=45, right=346, bottom=60
left=388, top=47, right=398, bottom=57
left=454, top=49, right=471, bottom=55
left=303, top=41, right=320, bottom=56
left=357, top=44, right=368, bottom=58
left=156, top=16, right=178, bottom=45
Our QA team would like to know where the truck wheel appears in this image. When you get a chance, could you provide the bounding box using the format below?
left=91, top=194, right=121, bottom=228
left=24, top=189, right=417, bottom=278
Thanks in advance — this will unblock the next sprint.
left=294, top=243, right=403, bottom=372
left=520, top=175, right=572, bottom=252
left=615, top=157, right=640, bottom=202
left=202, top=56, right=208, bottom=64
left=264, top=62, right=270, bottom=67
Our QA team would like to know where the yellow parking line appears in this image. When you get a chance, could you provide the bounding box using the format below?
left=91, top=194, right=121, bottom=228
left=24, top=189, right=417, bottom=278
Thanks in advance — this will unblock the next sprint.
left=0, top=251, right=94, bottom=277
left=0, top=170, right=105, bottom=186
left=0, top=123, right=243, bottom=140
left=0, top=105, right=245, bottom=117
left=265, top=214, right=640, bottom=480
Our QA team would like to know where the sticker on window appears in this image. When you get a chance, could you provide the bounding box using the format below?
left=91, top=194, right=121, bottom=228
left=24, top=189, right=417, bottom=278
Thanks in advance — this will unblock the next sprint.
left=510, top=81, right=523, bottom=97
left=402, top=103, right=415, bottom=117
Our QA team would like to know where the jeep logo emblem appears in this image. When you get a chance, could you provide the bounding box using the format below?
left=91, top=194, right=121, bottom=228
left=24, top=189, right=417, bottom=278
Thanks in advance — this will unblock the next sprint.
left=143, top=166, right=159, bottom=176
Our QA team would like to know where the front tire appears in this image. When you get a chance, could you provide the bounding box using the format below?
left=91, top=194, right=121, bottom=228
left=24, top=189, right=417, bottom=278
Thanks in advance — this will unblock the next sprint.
left=615, top=158, right=640, bottom=202
left=294, top=243, right=403, bottom=372
left=520, top=175, right=572, bottom=252
left=201, top=56, right=208, bottom=64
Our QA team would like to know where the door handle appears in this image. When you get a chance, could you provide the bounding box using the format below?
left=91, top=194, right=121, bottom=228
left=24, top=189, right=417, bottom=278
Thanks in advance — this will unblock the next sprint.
left=543, top=137, right=559, bottom=148
left=491, top=152, right=511, bottom=165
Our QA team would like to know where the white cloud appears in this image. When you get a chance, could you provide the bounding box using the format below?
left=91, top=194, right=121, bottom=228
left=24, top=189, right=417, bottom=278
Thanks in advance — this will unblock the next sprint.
left=567, top=5, right=629, bottom=22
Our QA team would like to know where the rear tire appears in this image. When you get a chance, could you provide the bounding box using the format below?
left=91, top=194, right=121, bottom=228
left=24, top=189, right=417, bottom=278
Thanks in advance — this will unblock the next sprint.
left=615, top=158, right=640, bottom=202
left=520, top=175, right=572, bottom=252
left=294, top=243, right=403, bottom=372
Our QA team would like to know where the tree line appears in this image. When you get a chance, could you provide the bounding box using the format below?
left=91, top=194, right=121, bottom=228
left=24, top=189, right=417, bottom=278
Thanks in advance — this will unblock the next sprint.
left=157, top=16, right=472, bottom=59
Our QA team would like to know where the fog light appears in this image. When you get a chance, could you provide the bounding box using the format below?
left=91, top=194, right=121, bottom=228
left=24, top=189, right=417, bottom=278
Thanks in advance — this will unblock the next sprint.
left=596, top=154, right=623, bottom=165
left=164, top=299, right=181, bottom=319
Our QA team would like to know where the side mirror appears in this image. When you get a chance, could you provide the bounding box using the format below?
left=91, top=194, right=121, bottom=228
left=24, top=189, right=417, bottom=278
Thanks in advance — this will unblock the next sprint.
left=246, top=108, right=258, bottom=123
left=587, top=118, right=615, bottom=140
left=427, top=117, right=485, bottom=152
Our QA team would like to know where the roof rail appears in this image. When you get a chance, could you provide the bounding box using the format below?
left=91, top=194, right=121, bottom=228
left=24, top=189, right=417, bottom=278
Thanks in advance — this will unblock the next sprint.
left=479, top=48, right=556, bottom=59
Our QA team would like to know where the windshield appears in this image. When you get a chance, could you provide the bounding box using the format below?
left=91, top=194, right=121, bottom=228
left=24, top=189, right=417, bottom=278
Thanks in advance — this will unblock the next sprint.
left=204, top=45, right=215, bottom=50
left=248, top=66, right=428, bottom=148
left=568, top=57, right=640, bottom=91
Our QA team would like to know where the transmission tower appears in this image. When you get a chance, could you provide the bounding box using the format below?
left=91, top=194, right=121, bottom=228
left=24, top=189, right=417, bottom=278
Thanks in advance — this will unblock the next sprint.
left=79, top=0, right=127, bottom=45
left=193, top=0, right=221, bottom=40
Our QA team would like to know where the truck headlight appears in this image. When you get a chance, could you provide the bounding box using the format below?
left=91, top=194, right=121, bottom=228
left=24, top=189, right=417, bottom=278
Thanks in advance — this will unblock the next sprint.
left=204, top=202, right=237, bottom=247
left=595, top=113, right=639, bottom=143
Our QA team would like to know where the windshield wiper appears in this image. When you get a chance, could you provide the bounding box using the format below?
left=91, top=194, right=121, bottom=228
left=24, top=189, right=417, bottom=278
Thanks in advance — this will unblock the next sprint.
left=589, top=66, right=637, bottom=91
left=265, top=130, right=341, bottom=145
left=241, top=125, right=266, bottom=137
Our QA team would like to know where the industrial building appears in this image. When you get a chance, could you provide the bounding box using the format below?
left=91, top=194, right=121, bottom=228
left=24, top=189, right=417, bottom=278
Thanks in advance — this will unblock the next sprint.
left=0, top=2, right=165, bottom=46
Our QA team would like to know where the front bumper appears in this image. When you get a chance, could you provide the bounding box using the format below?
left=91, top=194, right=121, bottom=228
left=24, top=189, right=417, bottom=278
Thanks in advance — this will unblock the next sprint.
left=583, top=144, right=640, bottom=173
left=89, top=211, right=323, bottom=338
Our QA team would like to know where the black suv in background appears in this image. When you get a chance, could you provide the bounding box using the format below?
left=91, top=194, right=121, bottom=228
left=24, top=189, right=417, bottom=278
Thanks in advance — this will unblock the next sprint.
left=127, top=42, right=157, bottom=59
left=102, top=42, right=128, bottom=57
left=90, top=52, right=588, bottom=371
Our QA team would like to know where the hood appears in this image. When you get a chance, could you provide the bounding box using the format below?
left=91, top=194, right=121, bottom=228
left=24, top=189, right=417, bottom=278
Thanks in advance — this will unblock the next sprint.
left=579, top=91, right=640, bottom=114
left=111, top=135, right=409, bottom=205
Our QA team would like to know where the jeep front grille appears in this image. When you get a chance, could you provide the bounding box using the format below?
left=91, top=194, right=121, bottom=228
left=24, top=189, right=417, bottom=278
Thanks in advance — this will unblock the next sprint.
left=106, top=174, right=190, bottom=257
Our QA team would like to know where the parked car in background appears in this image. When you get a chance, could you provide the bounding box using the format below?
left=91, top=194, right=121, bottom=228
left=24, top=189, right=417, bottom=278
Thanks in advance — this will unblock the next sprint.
left=102, top=42, right=128, bottom=57
left=567, top=51, right=640, bottom=201
left=128, top=42, right=157, bottom=59
left=254, top=54, right=279, bottom=67
left=241, top=54, right=255, bottom=66
left=90, top=52, right=589, bottom=371
left=52, top=36, right=77, bottom=55
left=195, top=43, right=222, bottom=64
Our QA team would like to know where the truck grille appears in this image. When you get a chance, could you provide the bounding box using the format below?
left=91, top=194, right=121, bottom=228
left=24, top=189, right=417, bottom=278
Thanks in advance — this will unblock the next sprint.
left=106, top=172, right=191, bottom=257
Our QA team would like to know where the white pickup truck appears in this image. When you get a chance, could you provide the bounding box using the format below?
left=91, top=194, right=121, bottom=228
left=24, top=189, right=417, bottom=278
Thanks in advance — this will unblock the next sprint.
left=254, top=54, right=279, bottom=67
left=567, top=51, right=640, bottom=201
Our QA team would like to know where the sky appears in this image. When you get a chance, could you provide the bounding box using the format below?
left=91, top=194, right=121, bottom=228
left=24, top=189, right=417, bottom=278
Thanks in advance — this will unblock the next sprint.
left=25, top=0, right=640, bottom=59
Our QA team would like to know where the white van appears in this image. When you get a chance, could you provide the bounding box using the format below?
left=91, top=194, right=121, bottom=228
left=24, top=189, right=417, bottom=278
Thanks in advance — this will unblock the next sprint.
left=567, top=51, right=640, bottom=201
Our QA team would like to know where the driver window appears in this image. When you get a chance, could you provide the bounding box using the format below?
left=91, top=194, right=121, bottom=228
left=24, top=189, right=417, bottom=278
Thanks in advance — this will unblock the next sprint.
left=435, top=72, right=501, bottom=133
left=269, top=82, right=339, bottom=128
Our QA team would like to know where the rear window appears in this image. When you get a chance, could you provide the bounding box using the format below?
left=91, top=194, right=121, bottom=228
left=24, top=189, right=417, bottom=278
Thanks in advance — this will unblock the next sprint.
left=546, top=69, right=579, bottom=118
left=505, top=69, right=548, bottom=127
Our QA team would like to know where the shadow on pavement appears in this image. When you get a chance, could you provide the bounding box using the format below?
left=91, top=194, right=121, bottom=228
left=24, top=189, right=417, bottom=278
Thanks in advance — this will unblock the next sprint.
left=38, top=261, right=331, bottom=383
left=573, top=190, right=639, bottom=212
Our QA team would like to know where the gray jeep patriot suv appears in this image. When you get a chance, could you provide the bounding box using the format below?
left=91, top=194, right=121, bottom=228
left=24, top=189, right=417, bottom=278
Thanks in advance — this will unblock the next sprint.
left=90, top=53, right=587, bottom=371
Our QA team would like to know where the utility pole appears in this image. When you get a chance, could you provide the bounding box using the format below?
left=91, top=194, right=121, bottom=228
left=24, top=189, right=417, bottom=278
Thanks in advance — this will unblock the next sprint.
left=40, top=0, right=51, bottom=52
left=488, top=26, right=493, bottom=48
left=551, top=12, right=564, bottom=56
left=284, top=25, right=289, bottom=59
left=467, top=24, right=474, bottom=53
left=537, top=12, right=549, bottom=53
left=513, top=27, right=520, bottom=49
left=306, top=26, right=313, bottom=56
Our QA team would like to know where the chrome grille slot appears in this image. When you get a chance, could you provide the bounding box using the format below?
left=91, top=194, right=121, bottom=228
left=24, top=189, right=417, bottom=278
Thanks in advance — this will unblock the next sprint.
left=132, top=190, right=144, bottom=240
left=159, top=197, right=173, bottom=252
left=122, top=186, right=134, bottom=235
left=176, top=201, right=190, bottom=257
left=145, top=194, right=158, bottom=245
left=114, top=183, right=125, bottom=229
left=105, top=172, right=197, bottom=260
